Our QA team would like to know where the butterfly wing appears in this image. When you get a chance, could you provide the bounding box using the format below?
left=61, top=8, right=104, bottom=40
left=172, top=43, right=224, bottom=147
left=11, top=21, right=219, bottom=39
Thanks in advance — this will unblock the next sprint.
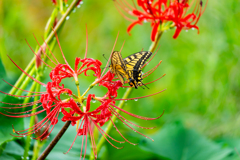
left=109, top=51, right=129, bottom=84
left=124, top=51, right=152, bottom=88
left=124, top=51, right=152, bottom=71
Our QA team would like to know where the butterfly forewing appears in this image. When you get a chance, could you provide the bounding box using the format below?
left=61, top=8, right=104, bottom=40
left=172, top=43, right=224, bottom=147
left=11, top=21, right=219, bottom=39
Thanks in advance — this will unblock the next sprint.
left=110, top=51, right=128, bottom=84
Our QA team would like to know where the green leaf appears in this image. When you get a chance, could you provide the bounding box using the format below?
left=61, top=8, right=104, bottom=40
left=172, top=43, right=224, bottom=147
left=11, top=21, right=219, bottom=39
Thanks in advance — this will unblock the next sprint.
left=0, top=152, right=15, bottom=160
left=140, top=122, right=233, bottom=160
left=216, top=137, right=240, bottom=160
left=0, top=141, right=27, bottom=159
left=4, top=141, right=24, bottom=156
left=0, top=95, right=24, bottom=145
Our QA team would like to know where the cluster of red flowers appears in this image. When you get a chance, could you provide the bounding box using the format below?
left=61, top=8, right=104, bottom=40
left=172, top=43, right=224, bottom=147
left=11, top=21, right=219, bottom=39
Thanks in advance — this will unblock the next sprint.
left=115, top=0, right=207, bottom=41
left=0, top=33, right=165, bottom=159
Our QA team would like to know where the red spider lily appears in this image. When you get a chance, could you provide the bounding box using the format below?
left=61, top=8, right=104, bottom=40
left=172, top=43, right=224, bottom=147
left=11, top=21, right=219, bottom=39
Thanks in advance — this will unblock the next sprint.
left=0, top=30, right=165, bottom=160
left=115, top=0, right=208, bottom=41
left=0, top=32, right=103, bottom=141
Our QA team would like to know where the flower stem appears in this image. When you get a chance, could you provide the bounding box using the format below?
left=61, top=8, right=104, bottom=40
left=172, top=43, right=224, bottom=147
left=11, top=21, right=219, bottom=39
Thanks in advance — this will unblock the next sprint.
left=90, top=30, right=163, bottom=160
left=149, top=30, right=163, bottom=53
left=37, top=121, right=71, bottom=160
left=9, top=0, right=80, bottom=95
left=82, top=84, right=94, bottom=98
left=32, top=140, right=45, bottom=160
left=23, top=75, right=41, bottom=160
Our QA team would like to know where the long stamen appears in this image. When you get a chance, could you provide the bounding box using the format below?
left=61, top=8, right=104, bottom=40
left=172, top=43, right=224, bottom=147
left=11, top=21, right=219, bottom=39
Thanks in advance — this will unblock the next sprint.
left=109, top=107, right=154, bottom=141
left=33, top=34, right=57, bottom=66
left=109, top=107, right=155, bottom=129
left=91, top=118, right=125, bottom=143
left=42, top=36, right=60, bottom=64
left=25, top=39, right=54, bottom=69
left=0, top=90, right=41, bottom=98
left=2, top=79, right=44, bottom=94
left=88, top=119, right=97, bottom=159
left=110, top=103, right=165, bottom=120
left=143, top=60, right=162, bottom=78
left=113, top=89, right=166, bottom=101
left=64, top=119, right=85, bottom=154
left=92, top=120, right=124, bottom=149
left=7, top=55, right=46, bottom=86
left=0, top=100, right=40, bottom=108
left=52, top=29, right=73, bottom=71
left=122, top=74, right=166, bottom=88
left=4, top=105, right=43, bottom=114
left=110, top=118, right=137, bottom=145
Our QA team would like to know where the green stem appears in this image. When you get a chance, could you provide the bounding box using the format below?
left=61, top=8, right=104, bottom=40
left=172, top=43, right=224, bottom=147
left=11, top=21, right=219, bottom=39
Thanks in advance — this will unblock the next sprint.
left=9, top=0, right=79, bottom=95
left=45, top=0, right=78, bottom=44
left=90, top=30, right=163, bottom=160
left=32, top=140, right=45, bottom=160
left=149, top=30, right=163, bottom=53
left=23, top=75, right=41, bottom=160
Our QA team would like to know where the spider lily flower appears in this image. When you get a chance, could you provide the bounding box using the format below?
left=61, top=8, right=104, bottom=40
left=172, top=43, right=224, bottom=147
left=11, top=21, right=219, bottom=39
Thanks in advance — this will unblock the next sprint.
left=115, top=0, right=207, bottom=41
left=0, top=35, right=102, bottom=142
left=0, top=31, right=165, bottom=160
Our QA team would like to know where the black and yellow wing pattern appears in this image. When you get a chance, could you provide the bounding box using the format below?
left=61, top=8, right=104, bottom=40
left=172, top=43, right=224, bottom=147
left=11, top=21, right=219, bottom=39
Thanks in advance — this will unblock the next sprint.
left=109, top=51, right=152, bottom=89
left=124, top=51, right=152, bottom=88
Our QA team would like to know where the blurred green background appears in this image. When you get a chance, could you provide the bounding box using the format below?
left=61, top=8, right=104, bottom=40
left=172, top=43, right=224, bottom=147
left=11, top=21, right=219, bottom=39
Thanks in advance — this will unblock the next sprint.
left=0, top=0, right=240, bottom=159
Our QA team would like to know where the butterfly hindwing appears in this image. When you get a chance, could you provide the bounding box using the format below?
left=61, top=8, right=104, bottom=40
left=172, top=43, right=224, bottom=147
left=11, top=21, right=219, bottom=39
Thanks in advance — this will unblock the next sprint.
left=124, top=51, right=152, bottom=71
left=124, top=51, right=152, bottom=88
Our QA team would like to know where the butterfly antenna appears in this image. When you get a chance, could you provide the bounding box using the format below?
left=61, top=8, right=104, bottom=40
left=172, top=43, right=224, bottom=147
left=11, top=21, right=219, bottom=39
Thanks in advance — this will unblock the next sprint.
left=102, top=54, right=110, bottom=70
left=102, top=54, right=108, bottom=61
left=140, top=85, right=145, bottom=89
left=141, top=82, right=149, bottom=89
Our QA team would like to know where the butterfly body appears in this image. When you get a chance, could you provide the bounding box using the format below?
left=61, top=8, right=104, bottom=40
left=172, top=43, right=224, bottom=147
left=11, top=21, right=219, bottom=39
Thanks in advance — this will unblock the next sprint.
left=109, top=51, right=152, bottom=89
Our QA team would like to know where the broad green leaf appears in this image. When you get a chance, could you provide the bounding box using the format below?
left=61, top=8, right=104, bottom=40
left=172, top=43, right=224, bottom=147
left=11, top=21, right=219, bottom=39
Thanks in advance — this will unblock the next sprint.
left=216, top=137, right=240, bottom=160
left=3, top=141, right=24, bottom=156
left=0, top=152, right=15, bottom=160
left=140, top=122, right=233, bottom=160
